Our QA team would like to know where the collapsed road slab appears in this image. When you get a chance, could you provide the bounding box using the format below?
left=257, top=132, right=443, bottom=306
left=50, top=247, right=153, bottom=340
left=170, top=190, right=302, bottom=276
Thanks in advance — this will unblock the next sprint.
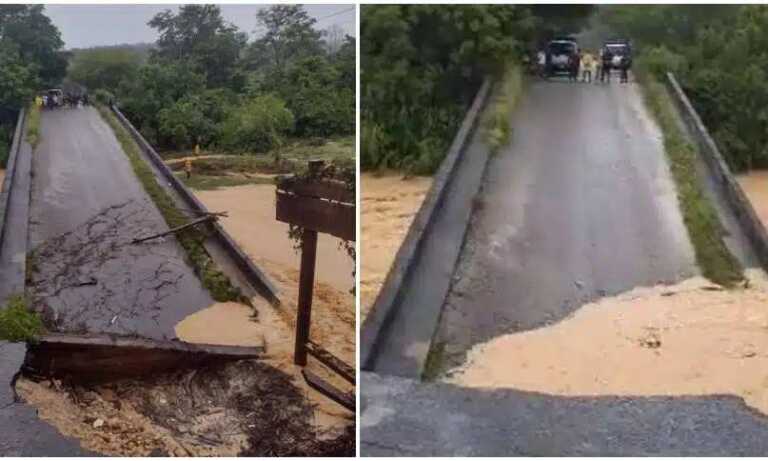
left=23, top=333, right=264, bottom=384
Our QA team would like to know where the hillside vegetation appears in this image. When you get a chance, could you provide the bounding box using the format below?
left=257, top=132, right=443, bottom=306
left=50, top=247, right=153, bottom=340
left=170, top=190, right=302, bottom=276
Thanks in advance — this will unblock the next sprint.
left=600, top=5, right=768, bottom=172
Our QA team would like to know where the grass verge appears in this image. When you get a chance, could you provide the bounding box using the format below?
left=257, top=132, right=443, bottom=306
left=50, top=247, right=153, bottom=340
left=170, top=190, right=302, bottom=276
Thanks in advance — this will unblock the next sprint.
left=26, top=103, right=41, bottom=148
left=180, top=173, right=275, bottom=191
left=484, top=64, right=523, bottom=154
left=96, top=105, right=246, bottom=303
left=638, top=70, right=744, bottom=287
left=421, top=340, right=446, bottom=382
left=0, top=294, right=43, bottom=342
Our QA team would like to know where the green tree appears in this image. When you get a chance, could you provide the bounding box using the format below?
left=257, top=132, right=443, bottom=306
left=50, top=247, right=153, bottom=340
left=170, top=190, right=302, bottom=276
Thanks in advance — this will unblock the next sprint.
left=276, top=55, right=354, bottom=137
left=0, top=4, right=67, bottom=87
left=361, top=5, right=536, bottom=172
left=149, top=4, right=247, bottom=89
left=0, top=39, right=38, bottom=110
left=218, top=94, right=293, bottom=153
left=245, top=5, right=324, bottom=76
left=118, top=61, right=206, bottom=145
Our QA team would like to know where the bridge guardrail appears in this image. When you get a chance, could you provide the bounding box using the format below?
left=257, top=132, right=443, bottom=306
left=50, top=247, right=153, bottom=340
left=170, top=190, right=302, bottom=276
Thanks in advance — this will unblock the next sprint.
left=109, top=105, right=280, bottom=306
left=666, top=72, right=768, bottom=272
left=360, top=78, right=493, bottom=371
left=0, top=108, right=28, bottom=303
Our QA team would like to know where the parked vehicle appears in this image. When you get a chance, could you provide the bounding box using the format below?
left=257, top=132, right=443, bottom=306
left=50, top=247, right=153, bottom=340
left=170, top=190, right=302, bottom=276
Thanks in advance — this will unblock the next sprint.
left=42, top=89, right=64, bottom=109
left=545, top=37, right=579, bottom=77
left=602, top=39, right=632, bottom=70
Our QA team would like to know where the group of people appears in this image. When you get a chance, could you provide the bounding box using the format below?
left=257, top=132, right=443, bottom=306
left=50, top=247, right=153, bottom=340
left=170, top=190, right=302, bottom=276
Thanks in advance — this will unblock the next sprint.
left=578, top=49, right=630, bottom=84
left=536, top=48, right=631, bottom=84
left=35, top=92, right=89, bottom=110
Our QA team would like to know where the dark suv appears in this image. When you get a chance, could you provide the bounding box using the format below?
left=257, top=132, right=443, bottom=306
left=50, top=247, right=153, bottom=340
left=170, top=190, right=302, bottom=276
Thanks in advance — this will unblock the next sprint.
left=545, top=38, right=579, bottom=76
left=602, top=39, right=632, bottom=70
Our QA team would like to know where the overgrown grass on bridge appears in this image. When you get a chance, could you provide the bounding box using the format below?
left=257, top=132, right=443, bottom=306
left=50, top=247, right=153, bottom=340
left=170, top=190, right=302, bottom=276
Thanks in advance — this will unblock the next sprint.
left=484, top=64, right=523, bottom=155
left=96, top=105, right=247, bottom=304
left=25, top=104, right=41, bottom=149
left=0, top=294, right=43, bottom=342
left=638, top=70, right=745, bottom=287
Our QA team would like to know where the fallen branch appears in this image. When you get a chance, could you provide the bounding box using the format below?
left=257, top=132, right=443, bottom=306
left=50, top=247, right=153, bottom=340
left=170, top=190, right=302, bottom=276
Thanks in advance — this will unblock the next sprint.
left=131, top=215, right=217, bottom=244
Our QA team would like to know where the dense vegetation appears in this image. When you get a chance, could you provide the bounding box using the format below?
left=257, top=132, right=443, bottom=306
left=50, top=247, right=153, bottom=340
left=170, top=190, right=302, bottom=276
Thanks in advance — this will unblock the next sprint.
left=72, top=4, right=355, bottom=153
left=0, top=5, right=67, bottom=166
left=599, top=5, right=768, bottom=172
left=360, top=5, right=593, bottom=174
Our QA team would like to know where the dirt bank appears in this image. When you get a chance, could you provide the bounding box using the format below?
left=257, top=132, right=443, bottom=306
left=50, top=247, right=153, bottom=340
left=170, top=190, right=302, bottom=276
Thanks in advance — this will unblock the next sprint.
left=446, top=269, right=768, bottom=415
left=361, top=173, right=432, bottom=320
left=737, top=170, right=768, bottom=226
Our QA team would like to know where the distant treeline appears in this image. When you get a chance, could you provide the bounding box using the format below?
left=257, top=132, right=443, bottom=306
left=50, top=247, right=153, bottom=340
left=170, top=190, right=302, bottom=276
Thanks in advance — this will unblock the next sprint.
left=600, top=5, right=768, bottom=172
left=0, top=4, right=355, bottom=159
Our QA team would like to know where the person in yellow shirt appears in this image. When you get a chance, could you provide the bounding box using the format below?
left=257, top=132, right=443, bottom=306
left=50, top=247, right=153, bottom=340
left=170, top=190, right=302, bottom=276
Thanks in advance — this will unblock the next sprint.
left=34, top=95, right=43, bottom=108
left=581, top=51, right=596, bottom=83
left=184, top=158, right=193, bottom=180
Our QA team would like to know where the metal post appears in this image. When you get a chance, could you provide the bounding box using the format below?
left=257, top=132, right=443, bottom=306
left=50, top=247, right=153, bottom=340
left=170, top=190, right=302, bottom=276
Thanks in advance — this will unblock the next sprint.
left=294, top=228, right=318, bottom=366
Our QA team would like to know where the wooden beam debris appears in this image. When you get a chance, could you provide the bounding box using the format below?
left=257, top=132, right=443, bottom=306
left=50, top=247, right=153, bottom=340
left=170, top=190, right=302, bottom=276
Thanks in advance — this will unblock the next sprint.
left=131, top=214, right=218, bottom=244
left=302, top=369, right=355, bottom=412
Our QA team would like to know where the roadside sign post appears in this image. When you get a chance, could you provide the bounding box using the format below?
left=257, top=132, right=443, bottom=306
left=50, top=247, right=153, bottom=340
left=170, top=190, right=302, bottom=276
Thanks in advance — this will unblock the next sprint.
left=276, top=159, right=356, bottom=409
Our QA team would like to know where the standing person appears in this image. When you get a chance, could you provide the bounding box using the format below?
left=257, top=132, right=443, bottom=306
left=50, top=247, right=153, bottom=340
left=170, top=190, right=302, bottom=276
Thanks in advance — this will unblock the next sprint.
left=184, top=158, right=193, bottom=180
left=601, top=48, right=613, bottom=83
left=35, top=95, right=43, bottom=108
left=537, top=49, right=546, bottom=78
left=569, top=52, right=580, bottom=82
left=620, top=56, right=629, bottom=83
left=581, top=51, right=595, bottom=83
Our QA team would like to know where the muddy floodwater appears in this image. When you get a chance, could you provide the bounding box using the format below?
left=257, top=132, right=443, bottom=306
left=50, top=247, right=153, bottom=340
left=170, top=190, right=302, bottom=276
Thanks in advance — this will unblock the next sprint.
left=737, top=170, right=768, bottom=226
left=360, top=173, right=432, bottom=320
left=447, top=269, right=768, bottom=416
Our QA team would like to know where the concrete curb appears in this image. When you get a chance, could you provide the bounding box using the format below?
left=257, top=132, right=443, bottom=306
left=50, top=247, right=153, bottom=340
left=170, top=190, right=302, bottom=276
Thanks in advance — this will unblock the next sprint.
left=0, top=108, right=29, bottom=304
left=666, top=73, right=768, bottom=271
left=360, top=79, right=493, bottom=374
left=109, top=105, right=280, bottom=305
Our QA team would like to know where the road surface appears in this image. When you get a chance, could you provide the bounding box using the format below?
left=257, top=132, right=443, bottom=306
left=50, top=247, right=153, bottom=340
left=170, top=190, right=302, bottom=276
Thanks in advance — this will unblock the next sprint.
left=27, top=107, right=213, bottom=340
left=361, top=373, right=768, bottom=456
left=434, top=80, right=698, bottom=371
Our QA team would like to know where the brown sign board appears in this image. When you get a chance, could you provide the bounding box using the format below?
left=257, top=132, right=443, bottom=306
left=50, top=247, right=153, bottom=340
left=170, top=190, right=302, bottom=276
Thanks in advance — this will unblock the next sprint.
left=276, top=191, right=355, bottom=241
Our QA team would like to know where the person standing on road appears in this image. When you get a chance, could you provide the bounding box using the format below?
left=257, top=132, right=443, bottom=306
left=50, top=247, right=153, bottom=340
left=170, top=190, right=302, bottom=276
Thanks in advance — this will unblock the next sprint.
left=620, top=56, right=630, bottom=83
left=581, top=51, right=595, bottom=83
left=569, top=52, right=580, bottom=82
left=601, top=48, right=613, bottom=83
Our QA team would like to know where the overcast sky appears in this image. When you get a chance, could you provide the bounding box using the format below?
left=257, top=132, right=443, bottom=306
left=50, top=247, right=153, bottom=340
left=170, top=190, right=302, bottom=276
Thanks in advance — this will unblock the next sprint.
left=44, top=4, right=356, bottom=49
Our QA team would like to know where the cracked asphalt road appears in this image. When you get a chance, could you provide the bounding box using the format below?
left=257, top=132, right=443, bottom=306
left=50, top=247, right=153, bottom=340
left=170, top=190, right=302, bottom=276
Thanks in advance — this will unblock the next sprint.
left=28, top=107, right=213, bottom=339
left=435, top=80, right=698, bottom=370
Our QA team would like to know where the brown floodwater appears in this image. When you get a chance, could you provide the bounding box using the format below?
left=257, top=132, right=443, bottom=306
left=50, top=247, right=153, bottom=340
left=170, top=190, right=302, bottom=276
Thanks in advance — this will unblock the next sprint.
left=447, top=269, right=768, bottom=416
left=737, top=170, right=768, bottom=226
left=360, top=173, right=432, bottom=320
left=195, top=183, right=354, bottom=292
